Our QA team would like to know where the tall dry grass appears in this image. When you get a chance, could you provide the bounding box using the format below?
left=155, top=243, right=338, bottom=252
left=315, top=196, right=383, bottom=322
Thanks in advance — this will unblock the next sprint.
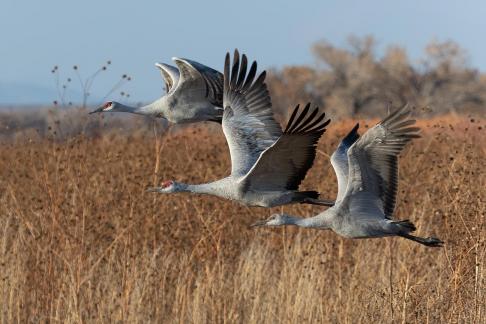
left=0, top=115, right=484, bottom=323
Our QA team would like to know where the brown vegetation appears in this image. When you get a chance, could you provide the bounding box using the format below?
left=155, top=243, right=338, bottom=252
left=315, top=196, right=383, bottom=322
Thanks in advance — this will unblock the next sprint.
left=0, top=113, right=484, bottom=323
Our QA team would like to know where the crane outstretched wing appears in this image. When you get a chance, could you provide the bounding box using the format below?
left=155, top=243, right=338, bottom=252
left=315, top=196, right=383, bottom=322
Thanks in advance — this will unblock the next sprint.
left=222, top=50, right=282, bottom=176
left=330, top=123, right=360, bottom=202
left=172, top=57, right=224, bottom=107
left=345, top=105, right=420, bottom=218
left=155, top=63, right=180, bottom=94
left=240, top=104, right=330, bottom=191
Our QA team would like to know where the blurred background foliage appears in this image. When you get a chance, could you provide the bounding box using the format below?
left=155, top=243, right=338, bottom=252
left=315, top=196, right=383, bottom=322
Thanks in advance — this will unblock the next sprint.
left=1, top=36, right=485, bottom=140
left=268, top=36, right=485, bottom=118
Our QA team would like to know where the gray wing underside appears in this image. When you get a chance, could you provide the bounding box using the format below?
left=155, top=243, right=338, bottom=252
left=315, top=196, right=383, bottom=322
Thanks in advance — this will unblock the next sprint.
left=172, top=57, right=224, bottom=107
left=345, top=105, right=420, bottom=218
left=330, top=123, right=360, bottom=202
left=155, top=63, right=180, bottom=94
left=240, top=104, right=331, bottom=191
left=222, top=50, right=282, bottom=177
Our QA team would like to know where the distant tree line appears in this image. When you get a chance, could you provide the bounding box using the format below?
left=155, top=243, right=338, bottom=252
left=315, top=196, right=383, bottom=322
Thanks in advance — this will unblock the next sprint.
left=267, top=36, right=485, bottom=118
left=1, top=36, right=484, bottom=139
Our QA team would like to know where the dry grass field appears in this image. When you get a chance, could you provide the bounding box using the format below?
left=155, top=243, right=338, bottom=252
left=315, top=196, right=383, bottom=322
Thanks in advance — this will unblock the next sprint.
left=0, top=113, right=484, bottom=323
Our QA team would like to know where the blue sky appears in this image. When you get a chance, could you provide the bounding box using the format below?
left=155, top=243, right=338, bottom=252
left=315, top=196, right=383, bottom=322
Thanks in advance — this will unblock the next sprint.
left=1, top=0, right=485, bottom=105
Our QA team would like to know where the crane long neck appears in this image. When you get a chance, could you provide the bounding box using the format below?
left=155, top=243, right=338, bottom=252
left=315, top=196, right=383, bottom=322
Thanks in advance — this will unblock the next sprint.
left=176, top=182, right=220, bottom=196
left=117, top=100, right=166, bottom=116
left=283, top=213, right=332, bottom=229
left=136, top=101, right=162, bottom=115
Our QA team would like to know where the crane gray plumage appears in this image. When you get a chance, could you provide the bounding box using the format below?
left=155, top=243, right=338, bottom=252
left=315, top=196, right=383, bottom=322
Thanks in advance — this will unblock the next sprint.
left=253, top=105, right=443, bottom=247
left=90, top=58, right=224, bottom=124
left=171, top=57, right=223, bottom=111
left=147, top=50, right=334, bottom=208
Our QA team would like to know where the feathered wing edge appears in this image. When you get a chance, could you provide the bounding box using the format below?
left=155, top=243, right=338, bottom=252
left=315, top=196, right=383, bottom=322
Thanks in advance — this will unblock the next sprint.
left=171, top=57, right=224, bottom=119
left=223, top=50, right=273, bottom=121
left=341, top=123, right=360, bottom=148
left=376, top=105, right=421, bottom=217
left=222, top=49, right=282, bottom=176
left=175, top=57, right=224, bottom=108
left=283, top=103, right=330, bottom=190
left=238, top=102, right=334, bottom=206
left=346, top=104, right=421, bottom=218
left=285, top=104, right=334, bottom=206
left=155, top=63, right=179, bottom=93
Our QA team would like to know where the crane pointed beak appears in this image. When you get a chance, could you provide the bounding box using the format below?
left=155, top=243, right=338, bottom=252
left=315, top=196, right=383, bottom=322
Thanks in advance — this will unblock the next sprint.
left=89, top=106, right=104, bottom=114
left=250, top=219, right=267, bottom=228
left=146, top=187, right=161, bottom=193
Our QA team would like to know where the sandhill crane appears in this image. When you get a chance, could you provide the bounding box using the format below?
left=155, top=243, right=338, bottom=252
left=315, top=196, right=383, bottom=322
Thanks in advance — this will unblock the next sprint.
left=252, top=105, right=443, bottom=247
left=147, top=50, right=334, bottom=208
left=89, top=58, right=224, bottom=124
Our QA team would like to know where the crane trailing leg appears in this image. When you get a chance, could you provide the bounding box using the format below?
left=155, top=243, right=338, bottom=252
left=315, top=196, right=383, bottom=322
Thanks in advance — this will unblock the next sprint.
left=399, top=233, right=444, bottom=247
left=394, top=219, right=443, bottom=247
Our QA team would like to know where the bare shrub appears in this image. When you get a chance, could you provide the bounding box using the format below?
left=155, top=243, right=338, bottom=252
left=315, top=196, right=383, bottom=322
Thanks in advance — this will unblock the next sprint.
left=268, top=36, right=486, bottom=118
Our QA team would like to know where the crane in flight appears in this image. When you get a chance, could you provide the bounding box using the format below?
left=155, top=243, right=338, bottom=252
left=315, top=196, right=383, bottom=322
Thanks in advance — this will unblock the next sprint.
left=90, top=58, right=224, bottom=124
left=252, top=105, right=443, bottom=247
left=148, top=50, right=334, bottom=208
